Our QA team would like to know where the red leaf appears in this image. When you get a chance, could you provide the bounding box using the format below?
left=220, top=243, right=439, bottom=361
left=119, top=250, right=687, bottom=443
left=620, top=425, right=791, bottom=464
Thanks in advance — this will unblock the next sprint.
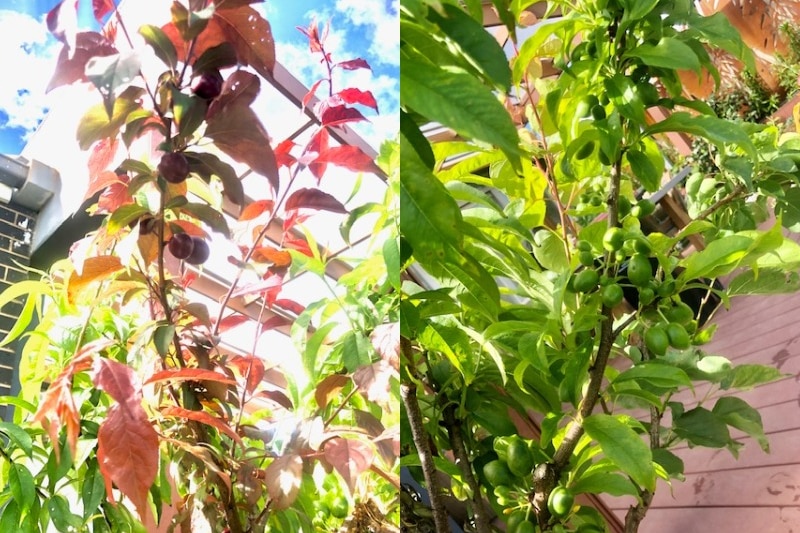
left=274, top=298, right=305, bottom=315
left=213, top=5, right=275, bottom=79
left=144, top=368, right=236, bottom=386
left=285, top=188, right=347, bottom=214
left=228, top=355, right=265, bottom=394
left=274, top=139, right=297, bottom=169
left=302, top=79, right=325, bottom=111
left=307, top=128, right=329, bottom=181
left=162, top=406, right=243, bottom=445
left=353, top=361, right=395, bottom=406
left=83, top=170, right=121, bottom=202
left=335, top=88, right=379, bottom=113
left=215, top=313, right=251, bottom=333
left=370, top=323, right=399, bottom=371
left=260, top=315, right=292, bottom=331
left=90, top=358, right=158, bottom=525
left=335, top=58, right=371, bottom=71
left=319, top=104, right=368, bottom=127
left=322, top=437, right=374, bottom=495
left=315, top=374, right=349, bottom=410
left=97, top=174, right=133, bottom=213
left=296, top=20, right=325, bottom=53
left=239, top=199, right=275, bottom=221
left=47, top=31, right=118, bottom=92
left=314, top=145, right=381, bottom=174
left=282, top=237, right=313, bottom=258
left=264, top=454, right=303, bottom=510
left=92, top=0, right=116, bottom=22
left=87, top=138, right=119, bottom=186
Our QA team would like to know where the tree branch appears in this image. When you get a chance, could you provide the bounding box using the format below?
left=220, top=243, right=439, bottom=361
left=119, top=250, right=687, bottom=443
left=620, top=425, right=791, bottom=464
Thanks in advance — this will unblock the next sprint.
left=442, top=403, right=492, bottom=533
left=400, top=381, right=450, bottom=533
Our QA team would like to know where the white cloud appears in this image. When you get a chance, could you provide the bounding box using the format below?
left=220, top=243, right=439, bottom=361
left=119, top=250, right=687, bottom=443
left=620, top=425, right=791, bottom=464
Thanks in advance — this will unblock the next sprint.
left=335, top=0, right=399, bottom=66
left=0, top=10, right=59, bottom=134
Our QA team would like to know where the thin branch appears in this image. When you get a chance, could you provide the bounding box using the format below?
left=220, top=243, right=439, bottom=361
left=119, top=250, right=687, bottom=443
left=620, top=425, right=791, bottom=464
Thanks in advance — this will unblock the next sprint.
left=442, top=403, right=492, bottom=533
left=695, top=183, right=746, bottom=221
left=400, top=381, right=450, bottom=533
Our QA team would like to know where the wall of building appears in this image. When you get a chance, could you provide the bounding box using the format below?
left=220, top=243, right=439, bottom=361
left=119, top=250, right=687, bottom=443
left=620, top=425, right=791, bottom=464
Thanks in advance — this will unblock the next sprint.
left=0, top=200, right=35, bottom=397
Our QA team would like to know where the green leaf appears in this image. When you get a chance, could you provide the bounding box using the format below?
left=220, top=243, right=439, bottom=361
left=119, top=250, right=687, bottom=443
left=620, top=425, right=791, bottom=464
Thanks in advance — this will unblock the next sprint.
left=604, top=74, right=647, bottom=126
left=383, top=237, right=401, bottom=291
left=342, top=331, right=372, bottom=372
left=727, top=269, right=800, bottom=296
left=107, top=203, right=149, bottom=235
left=582, top=414, right=655, bottom=491
left=678, top=234, right=754, bottom=281
left=532, top=229, right=569, bottom=273
left=673, top=407, right=731, bottom=448
left=652, top=448, right=684, bottom=481
left=400, top=136, right=463, bottom=257
left=400, top=137, right=499, bottom=319
left=180, top=202, right=230, bottom=238
left=171, top=90, right=207, bottom=140
left=81, top=462, right=106, bottom=519
left=302, top=322, right=338, bottom=380
left=138, top=25, right=177, bottom=69
left=778, top=188, right=800, bottom=232
left=153, top=323, right=175, bottom=359
left=428, top=4, right=511, bottom=89
left=0, top=500, right=20, bottom=531
left=401, top=51, right=521, bottom=164
left=625, top=37, right=701, bottom=72
left=686, top=12, right=756, bottom=72
left=0, top=422, right=32, bottom=457
left=9, top=463, right=35, bottom=511
left=570, top=471, right=639, bottom=497
left=644, top=112, right=756, bottom=160
left=77, top=87, right=145, bottom=150
left=713, top=396, right=769, bottom=452
left=722, top=364, right=786, bottom=390
left=47, top=495, right=84, bottom=533
left=400, top=109, right=434, bottom=170
left=513, top=18, right=580, bottom=85
left=620, top=0, right=659, bottom=25
left=613, top=363, right=692, bottom=389
left=626, top=149, right=660, bottom=192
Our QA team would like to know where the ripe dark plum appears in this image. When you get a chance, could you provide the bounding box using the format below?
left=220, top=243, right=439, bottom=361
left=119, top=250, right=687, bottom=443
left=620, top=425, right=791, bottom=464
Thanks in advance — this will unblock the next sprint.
left=185, top=237, right=210, bottom=265
left=168, top=232, right=194, bottom=259
left=158, top=152, right=190, bottom=184
left=191, top=70, right=224, bottom=100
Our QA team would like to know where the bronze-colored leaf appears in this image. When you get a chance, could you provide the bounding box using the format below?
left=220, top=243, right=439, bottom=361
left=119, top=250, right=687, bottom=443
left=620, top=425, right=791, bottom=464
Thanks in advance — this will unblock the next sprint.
left=206, top=103, right=279, bottom=191
left=162, top=406, right=242, bottom=445
left=238, top=199, right=275, bottom=221
left=353, top=361, right=394, bottom=406
left=214, top=5, right=275, bottom=79
left=314, top=374, right=350, bottom=410
left=264, top=454, right=303, bottom=510
left=322, top=437, right=374, bottom=495
left=91, top=358, right=159, bottom=525
left=285, top=188, right=347, bottom=214
left=370, top=323, right=399, bottom=371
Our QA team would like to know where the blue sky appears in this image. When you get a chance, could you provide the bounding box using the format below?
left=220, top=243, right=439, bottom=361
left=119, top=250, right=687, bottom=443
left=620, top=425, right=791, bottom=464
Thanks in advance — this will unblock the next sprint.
left=0, top=0, right=398, bottom=154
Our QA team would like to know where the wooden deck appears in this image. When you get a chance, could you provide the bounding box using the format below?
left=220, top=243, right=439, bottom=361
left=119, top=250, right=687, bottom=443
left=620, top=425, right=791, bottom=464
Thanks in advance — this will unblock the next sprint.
left=602, top=279, right=800, bottom=531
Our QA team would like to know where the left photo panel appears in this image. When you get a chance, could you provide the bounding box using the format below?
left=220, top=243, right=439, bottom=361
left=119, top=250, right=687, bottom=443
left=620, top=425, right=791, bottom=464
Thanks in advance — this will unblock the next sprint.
left=0, top=0, right=400, bottom=531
